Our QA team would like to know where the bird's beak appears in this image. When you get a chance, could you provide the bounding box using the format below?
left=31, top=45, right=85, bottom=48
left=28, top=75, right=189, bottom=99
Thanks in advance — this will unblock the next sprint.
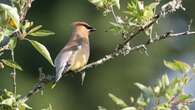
left=89, top=27, right=96, bottom=32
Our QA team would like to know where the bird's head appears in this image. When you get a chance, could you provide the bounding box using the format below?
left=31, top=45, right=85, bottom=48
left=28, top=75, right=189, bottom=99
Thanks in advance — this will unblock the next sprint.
left=72, top=21, right=96, bottom=33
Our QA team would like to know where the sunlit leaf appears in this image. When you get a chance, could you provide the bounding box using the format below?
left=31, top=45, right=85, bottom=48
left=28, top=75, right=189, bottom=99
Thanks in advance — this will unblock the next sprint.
left=122, top=107, right=136, bottom=110
left=27, top=39, right=54, bottom=66
left=0, top=97, right=15, bottom=106
left=29, top=30, right=55, bottom=37
left=23, top=21, right=34, bottom=30
left=18, top=101, right=32, bottom=110
left=28, top=25, right=42, bottom=34
left=113, top=0, right=120, bottom=9
left=147, top=2, right=159, bottom=10
left=0, top=3, right=20, bottom=29
left=0, top=52, right=4, bottom=56
left=164, top=60, right=191, bottom=73
left=41, top=104, right=53, bottom=110
left=97, top=106, right=107, bottom=110
left=134, top=83, right=153, bottom=98
left=177, top=105, right=190, bottom=110
left=8, top=37, right=17, bottom=49
left=161, top=74, right=169, bottom=87
left=136, top=94, right=147, bottom=106
left=179, top=94, right=192, bottom=101
left=192, top=64, right=195, bottom=74
left=1, top=59, right=23, bottom=71
left=108, top=93, right=128, bottom=107
left=0, top=33, right=4, bottom=44
left=88, top=0, right=104, bottom=8
left=110, top=22, right=123, bottom=28
left=153, top=86, right=160, bottom=95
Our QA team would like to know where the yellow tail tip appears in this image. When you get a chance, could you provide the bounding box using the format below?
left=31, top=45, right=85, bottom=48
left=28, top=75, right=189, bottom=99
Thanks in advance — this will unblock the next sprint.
left=51, top=83, right=56, bottom=89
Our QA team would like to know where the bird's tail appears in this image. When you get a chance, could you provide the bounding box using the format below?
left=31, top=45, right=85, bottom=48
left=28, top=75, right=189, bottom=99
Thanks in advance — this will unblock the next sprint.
left=51, top=82, right=57, bottom=89
left=51, top=76, right=60, bottom=89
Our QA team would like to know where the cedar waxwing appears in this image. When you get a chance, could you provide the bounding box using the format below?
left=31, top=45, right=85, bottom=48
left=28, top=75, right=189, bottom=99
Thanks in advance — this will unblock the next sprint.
left=54, top=21, right=96, bottom=83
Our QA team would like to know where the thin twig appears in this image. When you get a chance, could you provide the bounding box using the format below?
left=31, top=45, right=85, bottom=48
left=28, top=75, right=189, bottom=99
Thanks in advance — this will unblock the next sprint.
left=19, top=29, right=195, bottom=103
left=110, top=6, right=119, bottom=23
left=78, top=30, right=195, bottom=72
left=19, top=0, right=194, bottom=103
left=20, top=0, right=33, bottom=22
left=11, top=49, right=16, bottom=94
left=21, top=76, right=52, bottom=102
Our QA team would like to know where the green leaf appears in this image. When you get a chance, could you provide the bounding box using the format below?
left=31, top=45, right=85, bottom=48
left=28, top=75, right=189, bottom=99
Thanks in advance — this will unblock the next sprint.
left=28, top=25, right=42, bottom=34
left=192, top=64, right=195, bottom=74
left=178, top=105, right=189, bottom=110
left=108, top=93, right=128, bottom=107
left=179, top=94, right=192, bottom=101
left=0, top=97, right=15, bottom=106
left=134, top=83, right=153, bottom=98
left=0, top=52, right=4, bottom=56
left=1, top=59, right=23, bottom=71
left=164, top=60, right=191, bottom=73
left=23, top=21, right=34, bottom=30
left=122, top=107, right=136, bottom=110
left=98, top=106, right=107, bottom=110
left=161, top=74, right=169, bottom=88
left=147, top=2, right=159, bottom=10
left=88, top=0, right=104, bottom=8
left=27, top=39, right=54, bottom=66
left=156, top=104, right=172, bottom=110
left=0, top=3, right=20, bottom=29
left=41, top=104, right=53, bottom=110
left=110, top=22, right=123, bottom=28
left=153, top=86, right=160, bottom=95
left=29, top=29, right=55, bottom=37
left=136, top=94, right=147, bottom=106
left=113, top=0, right=120, bottom=9
left=18, top=101, right=32, bottom=110
left=8, top=37, right=17, bottom=49
left=0, top=32, right=4, bottom=43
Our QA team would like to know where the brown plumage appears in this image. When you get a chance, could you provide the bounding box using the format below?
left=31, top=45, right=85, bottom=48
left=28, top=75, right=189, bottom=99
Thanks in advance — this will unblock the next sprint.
left=54, top=21, right=96, bottom=82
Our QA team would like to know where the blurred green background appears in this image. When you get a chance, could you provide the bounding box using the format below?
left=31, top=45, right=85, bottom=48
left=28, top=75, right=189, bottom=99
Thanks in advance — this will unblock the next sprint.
left=1, top=0, right=195, bottom=109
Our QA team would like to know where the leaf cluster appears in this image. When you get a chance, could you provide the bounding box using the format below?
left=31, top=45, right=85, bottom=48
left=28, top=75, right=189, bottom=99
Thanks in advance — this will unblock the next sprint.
left=99, top=60, right=195, bottom=110
left=0, top=1, right=55, bottom=68
left=0, top=89, right=31, bottom=110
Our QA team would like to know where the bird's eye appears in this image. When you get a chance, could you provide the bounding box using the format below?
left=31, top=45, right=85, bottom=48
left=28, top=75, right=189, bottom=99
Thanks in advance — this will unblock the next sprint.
left=85, top=25, right=96, bottom=32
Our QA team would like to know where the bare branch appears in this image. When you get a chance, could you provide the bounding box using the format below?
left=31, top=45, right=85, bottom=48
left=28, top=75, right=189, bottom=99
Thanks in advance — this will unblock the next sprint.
left=20, top=68, right=54, bottom=102
left=110, top=6, right=118, bottom=23
left=78, top=30, right=195, bottom=73
left=20, top=0, right=33, bottom=21
left=10, top=50, right=17, bottom=94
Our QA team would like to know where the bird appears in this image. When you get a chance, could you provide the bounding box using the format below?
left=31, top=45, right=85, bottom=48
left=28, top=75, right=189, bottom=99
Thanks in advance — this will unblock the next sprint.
left=54, top=21, right=96, bottom=83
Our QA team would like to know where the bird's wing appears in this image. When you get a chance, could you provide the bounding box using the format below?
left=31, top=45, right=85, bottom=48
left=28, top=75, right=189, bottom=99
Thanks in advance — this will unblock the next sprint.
left=54, top=40, right=81, bottom=82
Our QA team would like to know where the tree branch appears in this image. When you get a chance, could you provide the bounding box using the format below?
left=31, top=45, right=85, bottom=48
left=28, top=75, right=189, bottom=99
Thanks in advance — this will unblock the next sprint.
left=20, top=0, right=33, bottom=22
left=19, top=0, right=194, bottom=103
left=19, top=29, right=195, bottom=103
left=10, top=49, right=17, bottom=94
left=78, top=30, right=195, bottom=72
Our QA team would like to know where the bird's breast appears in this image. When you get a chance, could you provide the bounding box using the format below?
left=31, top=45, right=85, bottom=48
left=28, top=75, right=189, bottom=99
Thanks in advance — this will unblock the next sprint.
left=70, top=46, right=89, bottom=70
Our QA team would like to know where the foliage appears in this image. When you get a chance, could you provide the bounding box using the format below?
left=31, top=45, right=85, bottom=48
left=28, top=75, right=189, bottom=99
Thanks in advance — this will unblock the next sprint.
left=99, top=60, right=195, bottom=110
left=89, top=0, right=195, bottom=110
left=0, top=0, right=55, bottom=109
left=89, top=0, right=159, bottom=35
left=0, top=2, right=54, bottom=67
left=0, top=0, right=194, bottom=110
left=0, top=89, right=31, bottom=110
